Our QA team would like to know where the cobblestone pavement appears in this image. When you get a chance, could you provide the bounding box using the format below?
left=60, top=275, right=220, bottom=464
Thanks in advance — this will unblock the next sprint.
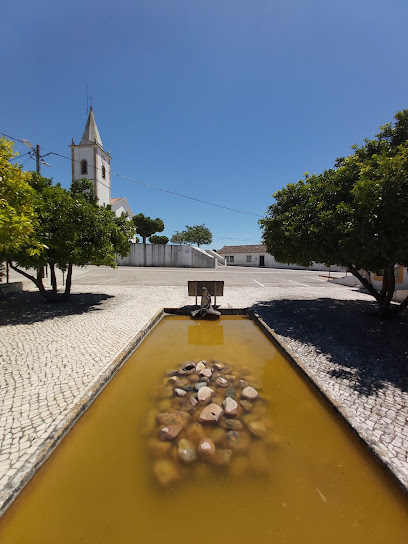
left=0, top=282, right=407, bottom=503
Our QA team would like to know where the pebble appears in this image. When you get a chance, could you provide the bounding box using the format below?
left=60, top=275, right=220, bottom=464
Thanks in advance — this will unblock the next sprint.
left=248, top=421, right=267, bottom=439
left=211, top=449, right=232, bottom=466
left=156, top=411, right=190, bottom=427
left=236, top=380, right=249, bottom=390
left=174, top=388, right=187, bottom=397
left=211, top=396, right=224, bottom=407
left=178, top=362, right=197, bottom=376
left=241, top=386, right=259, bottom=400
left=215, top=377, right=228, bottom=387
left=199, top=368, right=213, bottom=379
left=196, top=362, right=206, bottom=372
left=178, top=439, right=198, bottom=463
left=220, top=419, right=243, bottom=431
left=223, top=397, right=238, bottom=416
left=213, top=362, right=224, bottom=370
left=220, top=366, right=231, bottom=374
left=174, top=378, right=189, bottom=388
left=160, top=424, right=183, bottom=441
left=197, top=386, right=215, bottom=405
left=195, top=382, right=208, bottom=391
left=239, top=400, right=253, bottom=412
left=147, top=439, right=173, bottom=458
left=185, top=422, right=206, bottom=445
left=189, top=397, right=198, bottom=408
left=225, top=388, right=236, bottom=399
left=223, top=431, right=250, bottom=452
left=189, top=374, right=200, bottom=383
left=153, top=460, right=180, bottom=486
left=199, top=403, right=223, bottom=423
left=198, top=438, right=216, bottom=457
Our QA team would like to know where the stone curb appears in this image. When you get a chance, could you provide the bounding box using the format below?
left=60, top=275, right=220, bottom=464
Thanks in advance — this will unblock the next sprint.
left=247, top=308, right=408, bottom=495
left=0, top=308, right=166, bottom=518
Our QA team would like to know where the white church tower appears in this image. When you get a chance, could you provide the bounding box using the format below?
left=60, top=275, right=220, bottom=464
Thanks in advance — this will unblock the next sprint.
left=69, top=107, right=111, bottom=206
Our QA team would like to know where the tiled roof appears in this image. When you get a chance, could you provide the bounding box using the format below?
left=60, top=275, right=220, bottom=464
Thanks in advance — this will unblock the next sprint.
left=218, top=245, right=267, bottom=254
left=110, top=197, right=123, bottom=204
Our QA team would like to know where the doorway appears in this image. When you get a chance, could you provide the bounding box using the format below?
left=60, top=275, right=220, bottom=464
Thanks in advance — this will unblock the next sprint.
left=259, top=255, right=265, bottom=267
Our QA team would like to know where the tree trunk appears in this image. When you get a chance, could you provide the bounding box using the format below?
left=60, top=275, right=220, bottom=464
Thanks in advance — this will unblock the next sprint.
left=64, top=263, right=73, bottom=299
left=49, top=261, right=57, bottom=296
left=379, top=266, right=396, bottom=318
left=7, top=261, right=68, bottom=303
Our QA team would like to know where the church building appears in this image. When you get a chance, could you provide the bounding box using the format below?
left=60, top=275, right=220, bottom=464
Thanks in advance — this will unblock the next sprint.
left=70, top=107, right=133, bottom=217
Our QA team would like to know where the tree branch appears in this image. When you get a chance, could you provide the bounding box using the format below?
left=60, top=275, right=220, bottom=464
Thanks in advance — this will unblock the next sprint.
left=347, top=264, right=382, bottom=302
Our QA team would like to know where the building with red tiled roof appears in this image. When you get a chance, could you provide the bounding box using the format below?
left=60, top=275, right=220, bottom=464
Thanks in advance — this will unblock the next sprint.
left=217, top=244, right=343, bottom=271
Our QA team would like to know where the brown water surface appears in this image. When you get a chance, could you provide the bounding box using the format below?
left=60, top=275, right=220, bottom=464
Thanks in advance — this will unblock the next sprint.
left=0, top=316, right=407, bottom=543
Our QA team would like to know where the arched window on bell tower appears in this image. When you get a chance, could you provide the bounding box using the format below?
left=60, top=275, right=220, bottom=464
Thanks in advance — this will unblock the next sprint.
left=81, top=159, right=88, bottom=175
left=102, top=164, right=106, bottom=179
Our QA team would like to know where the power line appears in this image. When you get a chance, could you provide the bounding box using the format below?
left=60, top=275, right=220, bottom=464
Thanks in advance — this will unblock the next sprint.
left=1, top=132, right=262, bottom=217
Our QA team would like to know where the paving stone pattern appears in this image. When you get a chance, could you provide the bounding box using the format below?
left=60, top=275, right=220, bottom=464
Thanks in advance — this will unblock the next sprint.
left=0, top=282, right=407, bottom=500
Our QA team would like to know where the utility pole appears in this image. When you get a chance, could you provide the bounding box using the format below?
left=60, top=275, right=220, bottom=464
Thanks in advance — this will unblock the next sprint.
left=36, top=144, right=41, bottom=175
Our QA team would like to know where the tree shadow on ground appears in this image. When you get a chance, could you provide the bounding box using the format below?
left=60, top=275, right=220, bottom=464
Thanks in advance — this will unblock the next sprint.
left=0, top=290, right=114, bottom=326
left=252, top=297, right=408, bottom=396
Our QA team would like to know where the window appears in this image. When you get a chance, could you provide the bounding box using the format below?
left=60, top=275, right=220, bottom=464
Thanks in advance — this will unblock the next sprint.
left=246, top=255, right=252, bottom=262
left=81, top=159, right=87, bottom=175
left=226, top=255, right=234, bottom=263
left=102, top=165, right=106, bottom=179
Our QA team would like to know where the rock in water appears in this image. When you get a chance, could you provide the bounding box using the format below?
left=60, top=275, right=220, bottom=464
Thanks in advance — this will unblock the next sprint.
left=215, top=377, right=228, bottom=387
left=199, top=403, right=223, bottom=423
left=223, top=397, right=238, bottom=416
left=211, top=449, right=232, bottom=466
left=178, top=362, right=197, bottom=376
left=241, top=386, right=259, bottom=400
left=178, top=439, right=198, bottom=463
left=147, top=439, right=173, bottom=459
left=239, top=400, right=253, bottom=412
left=196, top=361, right=206, bottom=372
left=159, top=424, right=183, bottom=441
left=248, top=420, right=267, bottom=439
left=223, top=431, right=251, bottom=452
left=199, top=368, right=213, bottom=379
left=198, top=438, right=216, bottom=457
left=153, top=460, right=180, bottom=487
left=156, top=411, right=190, bottom=427
left=220, top=419, right=243, bottom=431
left=174, top=388, right=187, bottom=397
left=185, top=422, right=206, bottom=445
left=197, top=386, right=215, bottom=405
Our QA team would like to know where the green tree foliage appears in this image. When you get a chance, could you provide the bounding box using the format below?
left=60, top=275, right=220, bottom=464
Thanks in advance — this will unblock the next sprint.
left=171, top=224, right=213, bottom=247
left=259, top=109, right=408, bottom=318
left=132, top=213, right=164, bottom=243
left=170, top=231, right=189, bottom=244
left=9, top=177, right=135, bottom=301
left=149, top=235, right=169, bottom=244
left=0, top=138, right=39, bottom=257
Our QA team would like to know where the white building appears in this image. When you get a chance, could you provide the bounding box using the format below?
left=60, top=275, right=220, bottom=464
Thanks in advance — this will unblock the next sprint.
left=218, top=245, right=343, bottom=271
left=110, top=197, right=134, bottom=219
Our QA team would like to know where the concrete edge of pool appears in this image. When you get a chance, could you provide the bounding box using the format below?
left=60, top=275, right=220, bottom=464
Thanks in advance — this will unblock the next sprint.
left=0, top=308, right=406, bottom=517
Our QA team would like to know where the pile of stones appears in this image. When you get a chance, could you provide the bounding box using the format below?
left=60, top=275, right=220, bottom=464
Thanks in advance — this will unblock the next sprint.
left=144, top=359, right=278, bottom=487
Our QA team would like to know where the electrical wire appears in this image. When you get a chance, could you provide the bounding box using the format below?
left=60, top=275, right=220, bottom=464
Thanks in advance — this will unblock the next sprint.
left=1, top=132, right=262, bottom=217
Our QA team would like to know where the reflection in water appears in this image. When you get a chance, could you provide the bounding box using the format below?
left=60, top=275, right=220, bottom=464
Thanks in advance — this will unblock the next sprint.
left=188, top=322, right=224, bottom=345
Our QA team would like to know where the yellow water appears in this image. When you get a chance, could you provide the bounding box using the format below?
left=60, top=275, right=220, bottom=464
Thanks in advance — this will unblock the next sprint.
left=0, top=316, right=407, bottom=543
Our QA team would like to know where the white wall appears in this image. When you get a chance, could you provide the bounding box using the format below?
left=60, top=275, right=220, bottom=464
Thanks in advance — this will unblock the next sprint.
left=117, top=244, right=215, bottom=268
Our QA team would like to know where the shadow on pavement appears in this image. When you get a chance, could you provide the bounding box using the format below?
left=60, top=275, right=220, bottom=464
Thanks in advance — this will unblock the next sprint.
left=252, top=297, right=408, bottom=396
left=0, top=290, right=114, bottom=326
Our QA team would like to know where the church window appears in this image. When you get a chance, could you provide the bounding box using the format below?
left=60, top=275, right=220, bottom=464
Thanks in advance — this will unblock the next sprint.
left=102, top=165, right=106, bottom=179
left=81, top=159, right=88, bottom=175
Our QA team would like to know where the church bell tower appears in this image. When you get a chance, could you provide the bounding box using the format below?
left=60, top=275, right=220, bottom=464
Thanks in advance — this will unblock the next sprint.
left=69, top=107, right=111, bottom=206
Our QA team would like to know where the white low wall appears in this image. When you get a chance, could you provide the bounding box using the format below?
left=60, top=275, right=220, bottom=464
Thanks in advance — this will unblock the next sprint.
left=117, top=244, right=215, bottom=268
left=203, top=249, right=226, bottom=266
left=224, top=252, right=344, bottom=271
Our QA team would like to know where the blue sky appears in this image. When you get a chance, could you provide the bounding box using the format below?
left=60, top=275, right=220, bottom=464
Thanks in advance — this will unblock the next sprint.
left=2, top=0, right=408, bottom=249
